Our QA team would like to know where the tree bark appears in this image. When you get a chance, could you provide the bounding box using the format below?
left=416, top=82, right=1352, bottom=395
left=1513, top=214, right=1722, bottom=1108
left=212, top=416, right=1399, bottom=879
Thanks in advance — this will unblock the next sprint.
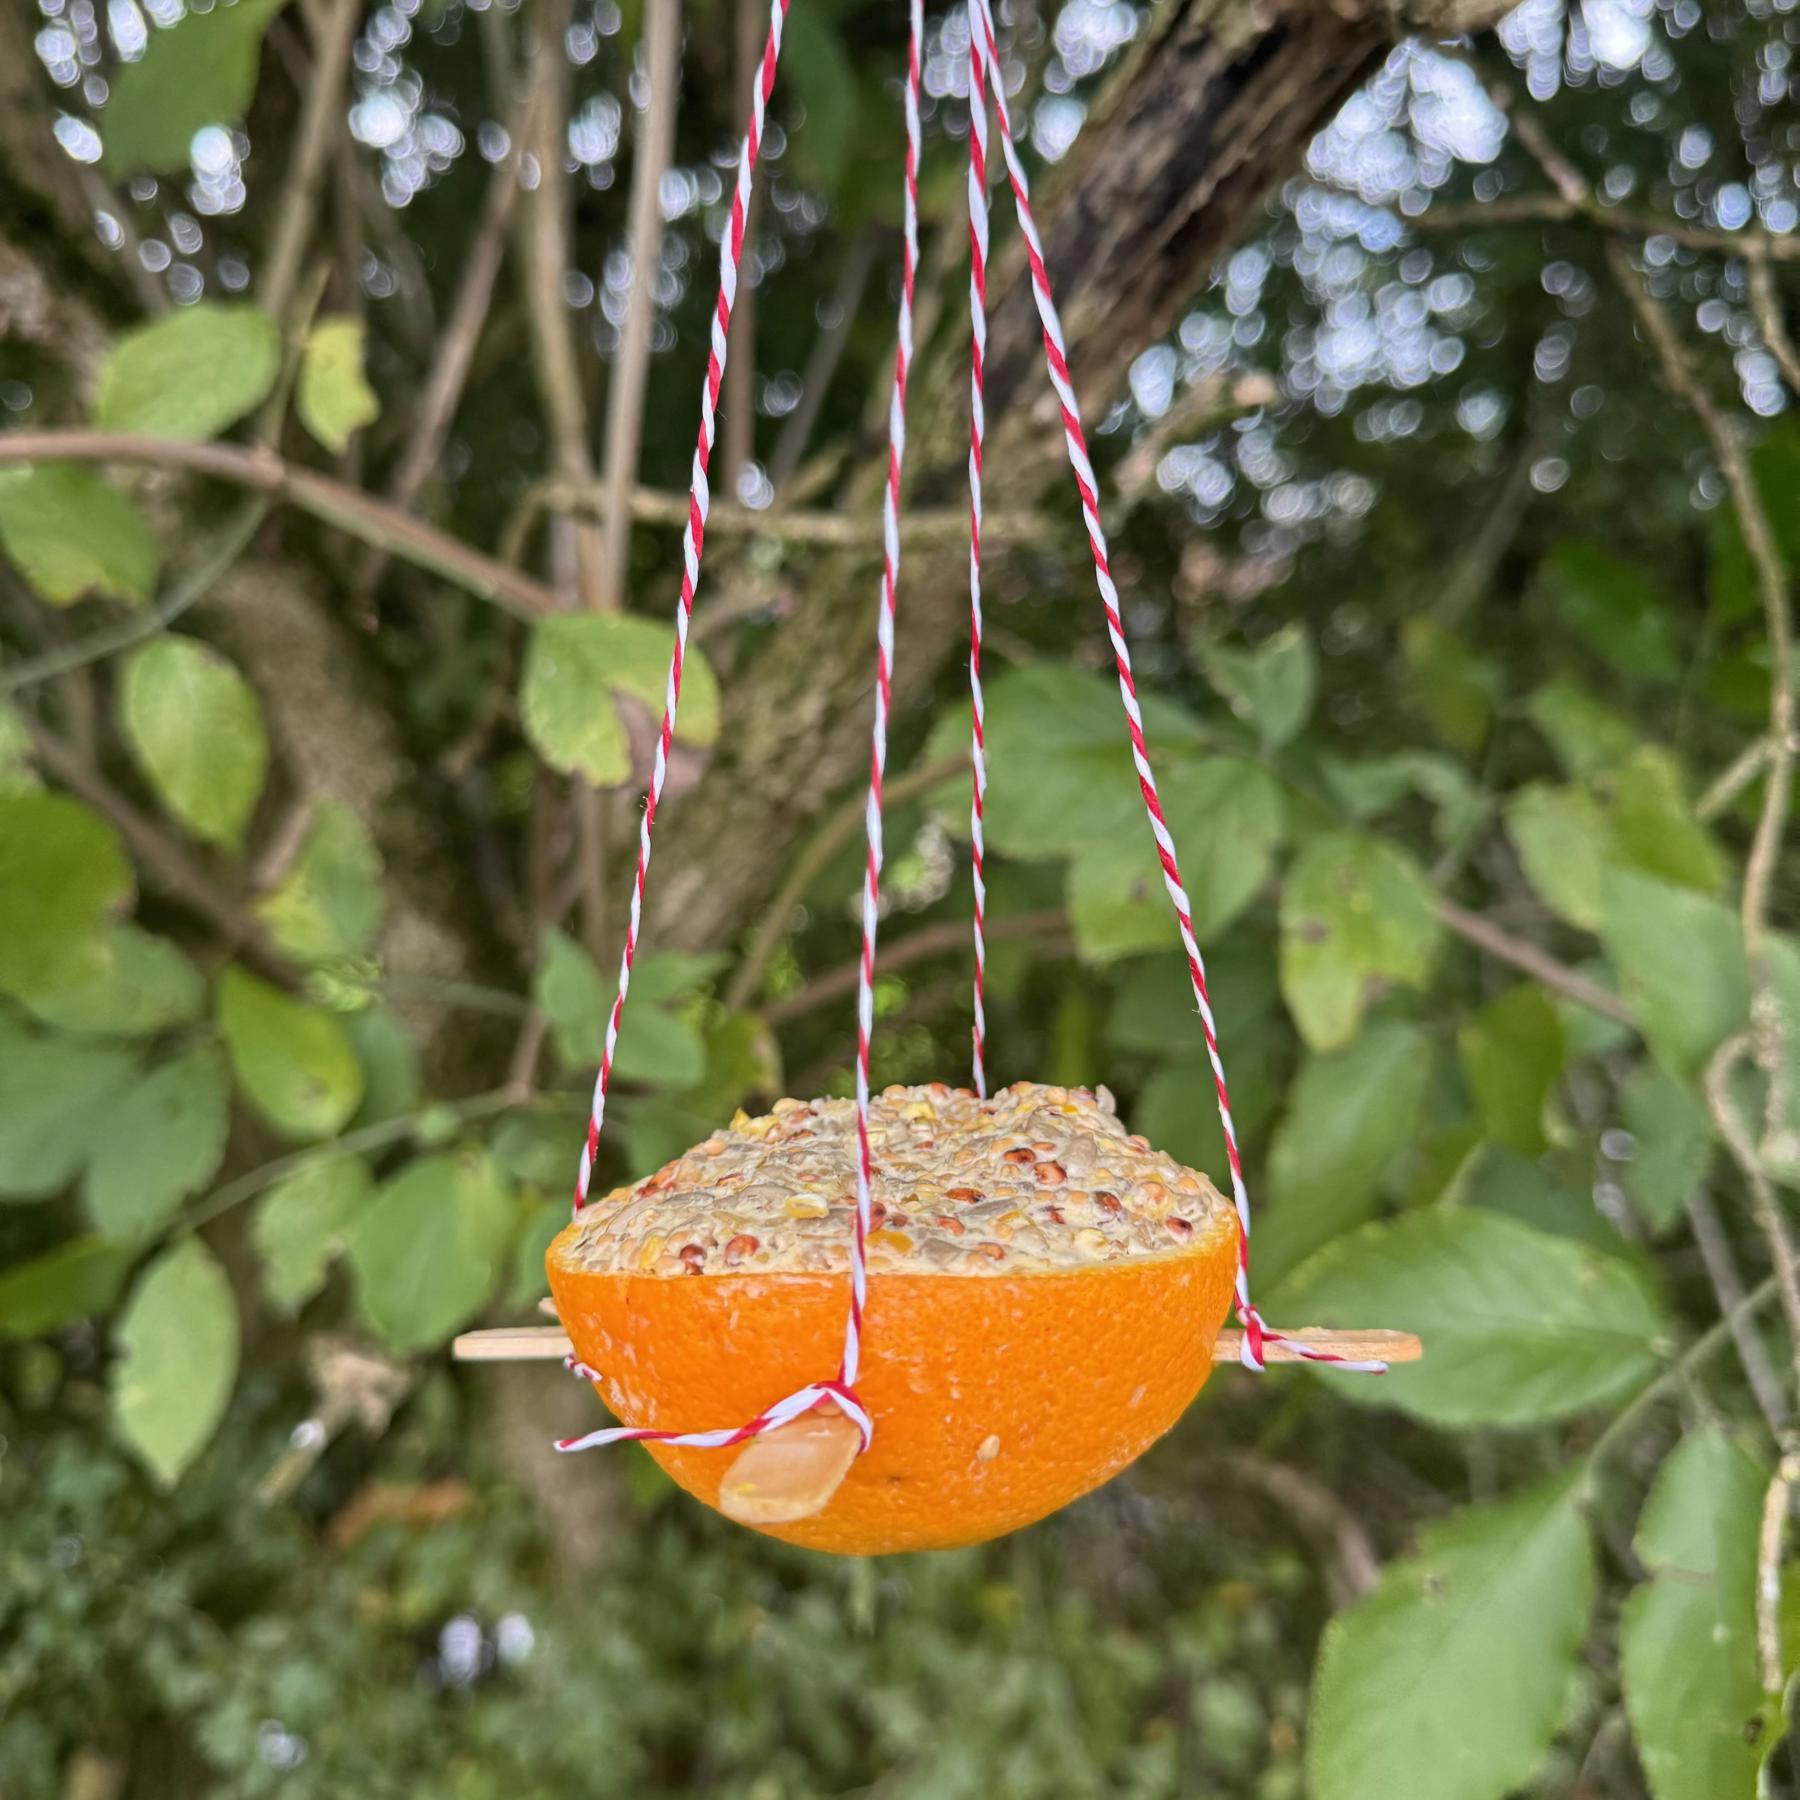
left=649, top=0, right=1510, bottom=954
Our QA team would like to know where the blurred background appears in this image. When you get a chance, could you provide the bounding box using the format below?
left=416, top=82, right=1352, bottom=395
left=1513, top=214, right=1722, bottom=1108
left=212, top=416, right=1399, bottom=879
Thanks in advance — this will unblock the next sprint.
left=2, top=0, right=1798, bottom=1793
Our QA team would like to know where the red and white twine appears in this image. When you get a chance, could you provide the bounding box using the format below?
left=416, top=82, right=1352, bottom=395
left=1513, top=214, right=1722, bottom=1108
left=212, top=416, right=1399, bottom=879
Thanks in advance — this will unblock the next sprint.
left=965, top=0, right=1383, bottom=1376
left=557, top=0, right=925, bottom=1458
left=965, top=28, right=992, bottom=1102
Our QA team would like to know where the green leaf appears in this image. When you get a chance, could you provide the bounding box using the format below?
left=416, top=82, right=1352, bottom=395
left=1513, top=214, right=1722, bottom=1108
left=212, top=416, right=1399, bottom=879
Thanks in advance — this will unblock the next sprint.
left=1259, top=1022, right=1432, bottom=1284
left=1505, top=782, right=1609, bottom=930
left=0, top=1021, right=138, bottom=1199
left=349, top=1150, right=513, bottom=1351
left=923, top=665, right=1202, bottom=862
left=111, top=1237, right=238, bottom=1486
left=1457, top=986, right=1564, bottom=1156
left=1599, top=869, right=1747, bottom=1078
left=102, top=0, right=290, bottom=173
left=1309, top=1476, right=1594, bottom=1800
left=16, top=923, right=204, bottom=1038
left=0, top=465, right=158, bottom=605
left=508, top=1200, right=567, bottom=1308
left=1271, top=1208, right=1665, bottom=1427
left=1279, top=833, right=1442, bottom=1050
left=1535, top=540, right=1680, bottom=681
left=0, top=790, right=131, bottom=999
left=95, top=302, right=281, bottom=440
left=520, top=614, right=721, bottom=787
left=253, top=801, right=384, bottom=962
left=1106, top=944, right=1279, bottom=1055
left=1400, top=617, right=1498, bottom=755
left=1621, top=1428, right=1777, bottom=1800
left=0, top=1236, right=134, bottom=1338
left=1526, top=678, right=1638, bottom=778
left=252, top=1157, right=375, bottom=1313
left=345, top=1004, right=421, bottom=1128
left=217, top=966, right=364, bottom=1140
left=84, top=1045, right=230, bottom=1239
left=0, top=704, right=37, bottom=794
left=1067, top=759, right=1284, bottom=962
left=1201, top=625, right=1316, bottom=747
left=1619, top=1063, right=1713, bottom=1234
left=119, top=635, right=268, bottom=847
left=1319, top=750, right=1487, bottom=846
left=535, top=931, right=709, bottom=1088
left=1602, top=747, right=1725, bottom=897
left=490, top=1113, right=576, bottom=1190
left=297, top=316, right=380, bottom=453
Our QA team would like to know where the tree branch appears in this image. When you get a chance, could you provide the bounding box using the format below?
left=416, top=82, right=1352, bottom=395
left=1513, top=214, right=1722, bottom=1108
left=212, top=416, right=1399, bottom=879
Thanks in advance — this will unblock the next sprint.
left=262, top=0, right=362, bottom=323
left=0, top=432, right=559, bottom=618
left=1432, top=897, right=1635, bottom=1025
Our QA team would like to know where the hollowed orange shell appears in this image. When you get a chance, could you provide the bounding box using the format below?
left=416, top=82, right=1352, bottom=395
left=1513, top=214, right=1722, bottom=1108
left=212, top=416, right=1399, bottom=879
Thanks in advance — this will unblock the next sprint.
left=546, top=1220, right=1240, bottom=1555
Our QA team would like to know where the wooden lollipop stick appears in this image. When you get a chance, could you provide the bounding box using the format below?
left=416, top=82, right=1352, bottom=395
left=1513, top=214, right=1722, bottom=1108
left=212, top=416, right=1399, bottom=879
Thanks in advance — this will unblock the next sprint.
left=455, top=1323, right=1423, bottom=1365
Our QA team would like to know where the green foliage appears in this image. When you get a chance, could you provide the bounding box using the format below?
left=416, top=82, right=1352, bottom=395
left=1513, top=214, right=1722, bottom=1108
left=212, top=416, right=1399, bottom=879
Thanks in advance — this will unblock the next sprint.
left=521, top=614, right=722, bottom=787
left=1259, top=1020, right=1432, bottom=1283
left=15, top=923, right=204, bottom=1038
left=1309, top=1476, right=1593, bottom=1800
left=1618, top=1062, right=1714, bottom=1234
left=1273, top=1209, right=1665, bottom=1427
left=0, top=1020, right=137, bottom=1199
left=1067, top=758, right=1284, bottom=960
left=1278, top=832, right=1441, bottom=1050
left=0, top=464, right=158, bottom=605
left=96, top=303, right=281, bottom=440
left=0, top=791, right=131, bottom=999
left=1457, top=985, right=1564, bottom=1156
left=348, top=1148, right=513, bottom=1350
left=217, top=967, right=364, bottom=1139
left=84, top=1045, right=230, bottom=1238
left=1201, top=624, right=1316, bottom=747
left=111, top=1237, right=239, bottom=1484
left=297, top=316, right=381, bottom=453
left=119, top=635, right=269, bottom=847
left=101, top=0, right=291, bottom=173
left=536, top=930, right=720, bottom=1088
left=1620, top=1429, right=1779, bottom=1800
left=253, top=801, right=385, bottom=962
left=1534, top=540, right=1680, bottom=680
left=0, top=1234, right=132, bottom=1336
left=252, top=1157, right=375, bottom=1313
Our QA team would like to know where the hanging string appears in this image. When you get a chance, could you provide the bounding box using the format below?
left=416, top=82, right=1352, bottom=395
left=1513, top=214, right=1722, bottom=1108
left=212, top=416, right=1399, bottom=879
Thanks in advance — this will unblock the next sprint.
left=568, top=0, right=793, bottom=1224
left=965, top=0, right=1384, bottom=1376
left=965, top=28, right=992, bottom=1101
left=557, top=0, right=927, bottom=1457
left=843, top=0, right=924, bottom=1397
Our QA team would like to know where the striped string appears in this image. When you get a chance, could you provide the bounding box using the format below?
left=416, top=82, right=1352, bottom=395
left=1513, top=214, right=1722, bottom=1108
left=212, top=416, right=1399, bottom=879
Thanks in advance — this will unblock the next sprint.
left=965, top=25, right=991, bottom=1101
left=558, top=0, right=926, bottom=1457
left=568, top=0, right=791, bottom=1225
left=966, top=0, right=1383, bottom=1375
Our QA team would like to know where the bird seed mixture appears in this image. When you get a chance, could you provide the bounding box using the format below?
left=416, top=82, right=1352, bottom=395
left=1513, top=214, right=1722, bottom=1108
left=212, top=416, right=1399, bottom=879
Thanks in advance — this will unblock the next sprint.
left=559, top=1081, right=1236, bottom=1277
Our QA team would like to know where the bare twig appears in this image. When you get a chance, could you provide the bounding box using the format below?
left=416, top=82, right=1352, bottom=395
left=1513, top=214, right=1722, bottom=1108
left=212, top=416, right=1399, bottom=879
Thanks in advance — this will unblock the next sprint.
left=362, top=83, right=536, bottom=588
left=1699, top=736, right=1773, bottom=822
left=597, top=0, right=681, bottom=612
left=770, top=228, right=881, bottom=496
left=1749, top=261, right=1800, bottom=399
left=0, top=431, right=558, bottom=617
left=1218, top=1453, right=1382, bottom=1607
left=1606, top=238, right=1796, bottom=1156
left=1706, top=1033, right=1800, bottom=1400
left=725, top=753, right=965, bottom=1011
left=1432, top=897, right=1636, bottom=1026
left=761, top=910, right=1070, bottom=1027
left=1, top=499, right=269, bottom=696
left=1758, top=1455, right=1799, bottom=1697
left=1685, top=1186, right=1788, bottom=1437
left=262, top=0, right=362, bottom=323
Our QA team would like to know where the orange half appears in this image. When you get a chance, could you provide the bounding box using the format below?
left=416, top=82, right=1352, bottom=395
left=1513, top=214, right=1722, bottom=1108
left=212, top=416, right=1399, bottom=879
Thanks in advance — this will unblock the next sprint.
left=546, top=1222, right=1240, bottom=1555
